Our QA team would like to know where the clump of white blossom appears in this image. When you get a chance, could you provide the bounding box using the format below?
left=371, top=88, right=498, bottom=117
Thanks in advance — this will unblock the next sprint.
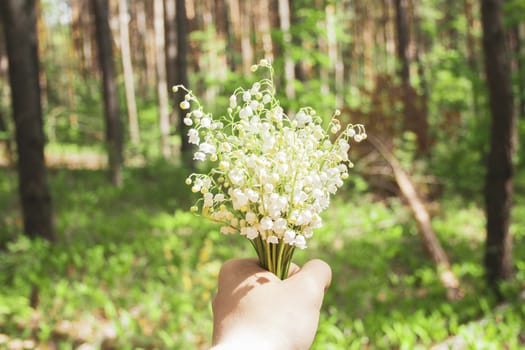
left=175, top=59, right=366, bottom=278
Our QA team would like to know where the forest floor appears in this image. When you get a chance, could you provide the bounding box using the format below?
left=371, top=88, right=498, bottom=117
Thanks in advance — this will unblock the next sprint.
left=1, top=159, right=524, bottom=349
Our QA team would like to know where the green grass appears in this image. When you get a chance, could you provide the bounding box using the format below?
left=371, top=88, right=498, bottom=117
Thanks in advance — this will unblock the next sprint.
left=0, top=164, right=524, bottom=349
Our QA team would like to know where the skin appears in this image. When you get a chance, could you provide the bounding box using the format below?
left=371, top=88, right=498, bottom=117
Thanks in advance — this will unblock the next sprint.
left=211, top=258, right=332, bottom=350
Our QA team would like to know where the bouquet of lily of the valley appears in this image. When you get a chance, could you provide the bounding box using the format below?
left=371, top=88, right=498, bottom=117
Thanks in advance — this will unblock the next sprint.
left=175, top=59, right=366, bottom=279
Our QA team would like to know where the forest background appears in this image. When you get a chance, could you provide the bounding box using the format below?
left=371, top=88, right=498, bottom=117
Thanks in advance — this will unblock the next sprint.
left=0, top=0, right=524, bottom=348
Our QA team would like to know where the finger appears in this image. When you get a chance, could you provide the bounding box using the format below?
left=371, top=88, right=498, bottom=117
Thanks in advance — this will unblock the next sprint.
left=288, top=259, right=332, bottom=294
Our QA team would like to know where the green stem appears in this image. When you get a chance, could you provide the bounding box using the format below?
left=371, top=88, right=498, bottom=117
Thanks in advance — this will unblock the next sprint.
left=276, top=240, right=285, bottom=278
left=265, top=239, right=272, bottom=271
left=250, top=236, right=296, bottom=280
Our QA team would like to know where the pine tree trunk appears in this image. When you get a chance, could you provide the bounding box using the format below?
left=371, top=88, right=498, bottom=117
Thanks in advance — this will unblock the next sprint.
left=92, top=0, right=124, bottom=186
left=239, top=0, right=254, bottom=75
left=393, top=0, right=410, bottom=85
left=145, top=2, right=158, bottom=99
left=164, top=0, right=177, bottom=128
left=317, top=0, right=329, bottom=97
left=154, top=0, right=171, bottom=158
left=71, top=0, right=96, bottom=77
left=257, top=0, right=273, bottom=61
left=510, top=24, right=524, bottom=119
left=481, top=0, right=516, bottom=288
left=278, top=0, right=295, bottom=100
left=135, top=0, right=154, bottom=97
left=119, top=0, right=140, bottom=145
left=0, top=21, right=7, bottom=80
left=176, top=0, right=193, bottom=168
left=326, top=3, right=343, bottom=107
left=1, top=0, right=55, bottom=241
left=413, top=2, right=428, bottom=99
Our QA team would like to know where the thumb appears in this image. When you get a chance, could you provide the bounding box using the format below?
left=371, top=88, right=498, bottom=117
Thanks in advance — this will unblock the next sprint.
left=288, top=259, right=332, bottom=300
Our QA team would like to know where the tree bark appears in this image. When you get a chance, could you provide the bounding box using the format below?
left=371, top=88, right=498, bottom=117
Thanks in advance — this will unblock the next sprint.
left=71, top=0, right=96, bottom=77
left=413, top=1, right=428, bottom=98
left=256, top=0, right=273, bottom=61
left=0, top=22, right=7, bottom=79
left=1, top=0, right=55, bottom=241
left=164, top=0, right=177, bottom=128
left=135, top=0, right=155, bottom=97
left=278, top=0, right=296, bottom=100
left=325, top=3, right=344, bottom=107
left=92, top=0, right=124, bottom=186
left=217, top=0, right=236, bottom=71
left=239, top=0, right=254, bottom=75
left=481, top=0, right=516, bottom=288
left=393, top=0, right=410, bottom=85
left=119, top=0, right=140, bottom=145
left=510, top=24, right=524, bottom=119
left=175, top=0, right=194, bottom=168
left=154, top=0, right=171, bottom=158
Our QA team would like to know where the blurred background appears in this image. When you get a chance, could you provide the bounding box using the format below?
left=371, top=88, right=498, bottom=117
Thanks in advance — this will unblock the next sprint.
left=0, top=0, right=524, bottom=349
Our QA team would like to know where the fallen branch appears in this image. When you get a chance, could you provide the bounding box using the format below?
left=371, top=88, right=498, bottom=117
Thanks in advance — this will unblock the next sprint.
left=367, top=135, right=462, bottom=300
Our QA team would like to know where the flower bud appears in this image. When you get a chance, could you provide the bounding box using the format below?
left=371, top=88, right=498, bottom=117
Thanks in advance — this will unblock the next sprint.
left=180, top=101, right=190, bottom=110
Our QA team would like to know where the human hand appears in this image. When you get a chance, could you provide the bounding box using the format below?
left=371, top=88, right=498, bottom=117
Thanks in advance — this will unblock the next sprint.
left=211, top=258, right=331, bottom=350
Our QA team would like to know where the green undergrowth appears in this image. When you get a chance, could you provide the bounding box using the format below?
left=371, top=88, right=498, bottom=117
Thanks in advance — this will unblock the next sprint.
left=0, top=164, right=524, bottom=349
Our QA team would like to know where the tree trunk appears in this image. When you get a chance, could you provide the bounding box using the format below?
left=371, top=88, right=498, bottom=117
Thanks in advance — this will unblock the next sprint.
left=35, top=1, right=49, bottom=112
left=393, top=0, right=410, bottom=85
left=510, top=24, right=524, bottom=119
left=175, top=0, right=194, bottom=168
left=325, top=3, right=344, bottom=107
left=135, top=0, right=154, bottom=97
left=164, top=0, right=177, bottom=128
left=413, top=1, right=428, bottom=98
left=239, top=0, right=254, bottom=75
left=316, top=0, right=329, bottom=97
left=481, top=0, right=516, bottom=288
left=71, top=0, right=87, bottom=77
left=145, top=1, right=158, bottom=99
left=216, top=0, right=236, bottom=71
left=200, top=0, right=220, bottom=109
left=154, top=0, right=171, bottom=158
left=92, top=0, right=124, bottom=186
left=0, top=22, right=7, bottom=80
left=1, top=0, right=55, bottom=241
left=119, top=0, right=140, bottom=145
left=278, top=0, right=295, bottom=100
left=256, top=0, right=273, bottom=61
